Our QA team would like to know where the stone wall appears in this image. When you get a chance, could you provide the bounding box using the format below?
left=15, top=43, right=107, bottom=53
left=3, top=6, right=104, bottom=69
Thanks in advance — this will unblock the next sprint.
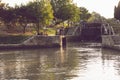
left=0, top=35, right=65, bottom=49
left=102, top=35, right=114, bottom=47
left=22, top=35, right=62, bottom=47
left=102, top=35, right=120, bottom=48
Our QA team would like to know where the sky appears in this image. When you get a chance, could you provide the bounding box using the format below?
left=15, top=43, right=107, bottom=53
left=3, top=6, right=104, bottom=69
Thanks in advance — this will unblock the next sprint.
left=2, top=0, right=120, bottom=18
left=73, top=0, right=119, bottom=18
left=2, top=0, right=30, bottom=6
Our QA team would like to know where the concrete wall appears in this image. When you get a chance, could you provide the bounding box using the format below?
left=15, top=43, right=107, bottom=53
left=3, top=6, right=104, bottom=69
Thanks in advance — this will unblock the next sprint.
left=102, top=35, right=114, bottom=47
left=0, top=35, right=66, bottom=49
left=22, top=35, right=62, bottom=47
left=102, top=35, right=120, bottom=48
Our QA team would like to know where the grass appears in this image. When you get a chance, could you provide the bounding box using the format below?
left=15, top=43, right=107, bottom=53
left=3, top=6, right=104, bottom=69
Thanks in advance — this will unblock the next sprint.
left=46, top=28, right=56, bottom=35
left=0, top=28, right=56, bottom=44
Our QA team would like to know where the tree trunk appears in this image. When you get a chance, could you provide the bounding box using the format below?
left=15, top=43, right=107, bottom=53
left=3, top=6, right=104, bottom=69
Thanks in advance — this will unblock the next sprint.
left=37, top=23, right=40, bottom=35
left=22, top=23, right=27, bottom=34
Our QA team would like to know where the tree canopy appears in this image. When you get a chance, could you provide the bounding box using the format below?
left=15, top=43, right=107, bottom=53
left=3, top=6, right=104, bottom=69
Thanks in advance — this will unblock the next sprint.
left=0, top=0, right=102, bottom=35
left=79, top=7, right=91, bottom=21
left=88, top=12, right=106, bottom=23
left=114, top=1, right=120, bottom=20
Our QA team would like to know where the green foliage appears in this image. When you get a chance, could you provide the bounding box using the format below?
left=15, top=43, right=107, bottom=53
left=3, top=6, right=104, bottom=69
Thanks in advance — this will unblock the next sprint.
left=51, top=0, right=72, bottom=12
left=1, top=8, right=14, bottom=23
left=106, top=18, right=120, bottom=35
left=114, top=1, right=120, bottom=20
left=88, top=12, right=106, bottom=23
left=68, top=4, right=80, bottom=22
left=2, top=0, right=54, bottom=34
left=33, top=0, right=54, bottom=34
left=0, top=0, right=94, bottom=35
left=16, top=0, right=54, bottom=25
left=46, top=28, right=56, bottom=35
left=51, top=0, right=80, bottom=27
left=0, top=1, right=5, bottom=19
left=40, top=0, right=54, bottom=26
left=80, top=7, right=91, bottom=21
left=0, top=4, right=16, bottom=24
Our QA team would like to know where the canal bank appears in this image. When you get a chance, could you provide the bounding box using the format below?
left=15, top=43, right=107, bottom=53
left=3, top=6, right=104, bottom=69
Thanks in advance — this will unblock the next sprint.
left=0, top=35, right=66, bottom=49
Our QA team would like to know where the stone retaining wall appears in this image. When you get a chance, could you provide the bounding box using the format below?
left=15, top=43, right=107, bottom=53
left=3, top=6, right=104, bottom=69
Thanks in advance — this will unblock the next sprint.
left=102, top=35, right=114, bottom=47
left=102, top=35, right=120, bottom=49
left=22, top=35, right=61, bottom=47
left=0, top=35, right=65, bottom=49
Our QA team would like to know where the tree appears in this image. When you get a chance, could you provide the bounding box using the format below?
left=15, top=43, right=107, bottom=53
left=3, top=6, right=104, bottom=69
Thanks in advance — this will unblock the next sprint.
left=0, top=1, right=19, bottom=30
left=51, top=0, right=73, bottom=15
left=31, top=0, right=54, bottom=34
left=88, top=12, right=106, bottom=23
left=114, top=1, right=120, bottom=20
left=51, top=0, right=80, bottom=27
left=79, top=7, right=91, bottom=21
left=0, top=1, right=8, bottom=22
left=15, top=0, right=54, bottom=34
left=51, top=0, right=75, bottom=24
left=1, top=7, right=17, bottom=30
left=14, top=5, right=30, bottom=33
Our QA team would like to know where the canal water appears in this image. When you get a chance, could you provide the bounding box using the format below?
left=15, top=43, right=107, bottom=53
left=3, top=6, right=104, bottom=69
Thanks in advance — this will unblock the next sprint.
left=0, top=43, right=120, bottom=80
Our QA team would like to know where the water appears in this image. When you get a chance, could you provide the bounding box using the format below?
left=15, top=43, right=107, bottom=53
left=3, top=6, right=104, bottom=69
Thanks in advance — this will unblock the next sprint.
left=0, top=43, right=120, bottom=80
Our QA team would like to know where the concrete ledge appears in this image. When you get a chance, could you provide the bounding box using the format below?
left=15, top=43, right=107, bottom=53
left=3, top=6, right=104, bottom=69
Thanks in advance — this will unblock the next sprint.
left=0, top=35, right=66, bottom=50
left=102, top=35, right=114, bottom=47
left=102, top=35, right=120, bottom=51
left=0, top=43, right=60, bottom=50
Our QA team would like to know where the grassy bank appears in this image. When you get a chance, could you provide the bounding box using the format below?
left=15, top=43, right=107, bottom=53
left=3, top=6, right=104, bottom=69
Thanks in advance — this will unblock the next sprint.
left=0, top=27, right=56, bottom=44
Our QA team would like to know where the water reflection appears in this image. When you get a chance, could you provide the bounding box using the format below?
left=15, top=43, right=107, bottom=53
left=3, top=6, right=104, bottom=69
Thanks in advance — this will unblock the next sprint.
left=0, top=47, right=78, bottom=80
left=0, top=43, right=120, bottom=80
left=69, top=44, right=120, bottom=80
left=102, top=49, right=120, bottom=78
